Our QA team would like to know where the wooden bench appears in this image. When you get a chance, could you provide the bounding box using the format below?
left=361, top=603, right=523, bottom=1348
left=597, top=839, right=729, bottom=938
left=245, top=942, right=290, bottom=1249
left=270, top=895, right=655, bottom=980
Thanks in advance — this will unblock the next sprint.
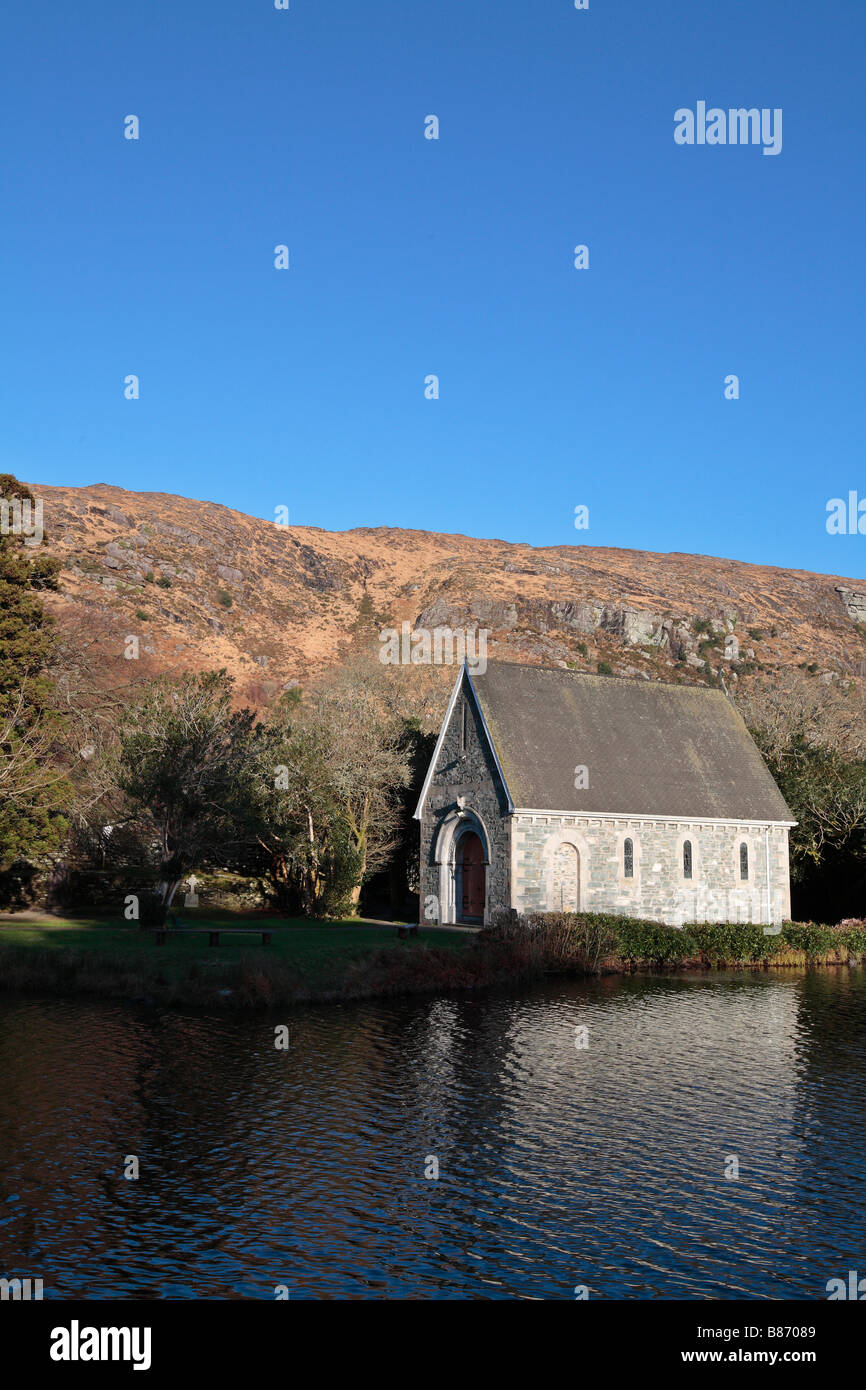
left=152, top=927, right=273, bottom=947
left=396, top=924, right=419, bottom=940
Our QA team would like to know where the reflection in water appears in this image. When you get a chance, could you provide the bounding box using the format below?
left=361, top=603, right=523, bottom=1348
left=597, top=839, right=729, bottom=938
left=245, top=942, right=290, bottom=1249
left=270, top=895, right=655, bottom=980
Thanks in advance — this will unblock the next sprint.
left=0, top=969, right=865, bottom=1299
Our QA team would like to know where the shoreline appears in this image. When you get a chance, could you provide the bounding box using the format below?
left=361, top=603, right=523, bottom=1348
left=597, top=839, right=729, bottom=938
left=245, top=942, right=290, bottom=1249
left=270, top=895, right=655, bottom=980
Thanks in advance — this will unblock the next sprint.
left=0, top=915, right=862, bottom=1010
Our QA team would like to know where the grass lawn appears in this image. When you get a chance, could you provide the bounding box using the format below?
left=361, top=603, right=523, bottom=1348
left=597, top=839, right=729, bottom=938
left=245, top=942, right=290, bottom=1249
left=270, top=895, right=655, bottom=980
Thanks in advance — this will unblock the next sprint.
left=0, top=916, right=475, bottom=999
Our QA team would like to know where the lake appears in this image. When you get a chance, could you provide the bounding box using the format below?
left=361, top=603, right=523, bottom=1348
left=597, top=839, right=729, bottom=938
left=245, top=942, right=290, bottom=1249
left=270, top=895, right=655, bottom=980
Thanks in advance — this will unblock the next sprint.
left=1, top=967, right=864, bottom=1299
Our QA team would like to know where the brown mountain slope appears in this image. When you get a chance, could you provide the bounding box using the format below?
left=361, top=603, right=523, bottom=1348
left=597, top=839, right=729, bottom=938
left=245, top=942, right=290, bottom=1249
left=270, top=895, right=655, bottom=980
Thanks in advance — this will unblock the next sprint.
left=33, top=481, right=866, bottom=702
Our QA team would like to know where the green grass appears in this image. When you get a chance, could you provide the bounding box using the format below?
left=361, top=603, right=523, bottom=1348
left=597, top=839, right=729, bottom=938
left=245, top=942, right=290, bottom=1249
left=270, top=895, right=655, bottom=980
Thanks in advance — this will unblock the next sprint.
left=0, top=916, right=473, bottom=1003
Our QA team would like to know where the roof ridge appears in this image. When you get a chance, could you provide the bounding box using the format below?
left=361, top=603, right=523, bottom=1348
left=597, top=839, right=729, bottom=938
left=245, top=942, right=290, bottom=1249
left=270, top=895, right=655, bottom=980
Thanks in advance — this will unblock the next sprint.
left=473, top=659, right=728, bottom=696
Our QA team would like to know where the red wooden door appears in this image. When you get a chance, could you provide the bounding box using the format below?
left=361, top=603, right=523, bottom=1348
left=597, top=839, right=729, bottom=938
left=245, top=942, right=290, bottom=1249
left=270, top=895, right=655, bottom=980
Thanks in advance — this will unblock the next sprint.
left=459, top=832, right=486, bottom=921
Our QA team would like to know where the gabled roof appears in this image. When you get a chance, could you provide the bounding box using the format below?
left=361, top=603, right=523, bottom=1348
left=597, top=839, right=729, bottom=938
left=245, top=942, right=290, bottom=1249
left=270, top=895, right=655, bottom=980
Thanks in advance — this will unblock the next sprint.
left=413, top=666, right=514, bottom=820
left=464, top=662, right=795, bottom=823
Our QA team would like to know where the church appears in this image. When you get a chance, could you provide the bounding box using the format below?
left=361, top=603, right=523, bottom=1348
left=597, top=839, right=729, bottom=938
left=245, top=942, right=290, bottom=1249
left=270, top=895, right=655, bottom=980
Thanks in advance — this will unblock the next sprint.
left=414, top=661, right=795, bottom=929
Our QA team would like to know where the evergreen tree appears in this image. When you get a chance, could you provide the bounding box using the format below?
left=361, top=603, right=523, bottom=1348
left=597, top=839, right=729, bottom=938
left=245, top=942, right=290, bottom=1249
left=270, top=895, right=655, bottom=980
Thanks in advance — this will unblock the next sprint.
left=0, top=475, right=69, bottom=868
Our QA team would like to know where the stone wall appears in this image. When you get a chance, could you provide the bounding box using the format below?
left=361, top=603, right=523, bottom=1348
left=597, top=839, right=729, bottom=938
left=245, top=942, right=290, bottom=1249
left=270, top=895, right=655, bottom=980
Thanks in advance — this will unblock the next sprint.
left=419, top=675, right=511, bottom=924
left=512, top=815, right=791, bottom=926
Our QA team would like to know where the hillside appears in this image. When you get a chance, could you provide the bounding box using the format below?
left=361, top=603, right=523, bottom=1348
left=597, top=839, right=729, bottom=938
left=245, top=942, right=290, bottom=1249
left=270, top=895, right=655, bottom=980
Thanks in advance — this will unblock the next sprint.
left=33, top=481, right=866, bottom=703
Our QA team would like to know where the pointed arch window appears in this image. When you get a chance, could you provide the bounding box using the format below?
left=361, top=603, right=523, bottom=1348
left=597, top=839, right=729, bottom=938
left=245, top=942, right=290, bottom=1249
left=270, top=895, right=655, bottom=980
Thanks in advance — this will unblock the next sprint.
left=683, top=840, right=693, bottom=880
left=623, top=837, right=634, bottom=879
left=739, top=842, right=749, bottom=881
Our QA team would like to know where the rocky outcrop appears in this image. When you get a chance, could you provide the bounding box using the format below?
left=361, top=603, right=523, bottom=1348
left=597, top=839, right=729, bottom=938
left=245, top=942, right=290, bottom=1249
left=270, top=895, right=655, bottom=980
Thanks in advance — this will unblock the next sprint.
left=599, top=606, right=673, bottom=648
left=415, top=596, right=520, bottom=631
left=216, top=564, right=244, bottom=586
left=836, top=587, right=866, bottom=623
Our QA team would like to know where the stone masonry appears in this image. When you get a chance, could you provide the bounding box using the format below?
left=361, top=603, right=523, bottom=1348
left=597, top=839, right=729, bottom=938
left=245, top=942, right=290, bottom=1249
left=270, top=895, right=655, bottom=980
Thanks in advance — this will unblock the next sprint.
left=419, top=683, right=511, bottom=925
left=417, top=668, right=793, bottom=928
left=511, top=814, right=791, bottom=926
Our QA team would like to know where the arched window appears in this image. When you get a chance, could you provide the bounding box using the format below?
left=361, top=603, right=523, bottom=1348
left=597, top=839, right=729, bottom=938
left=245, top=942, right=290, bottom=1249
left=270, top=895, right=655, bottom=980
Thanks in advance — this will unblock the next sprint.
left=739, top=842, right=749, bottom=881
left=623, top=837, right=634, bottom=878
left=683, top=840, right=693, bottom=880
left=552, top=842, right=580, bottom=912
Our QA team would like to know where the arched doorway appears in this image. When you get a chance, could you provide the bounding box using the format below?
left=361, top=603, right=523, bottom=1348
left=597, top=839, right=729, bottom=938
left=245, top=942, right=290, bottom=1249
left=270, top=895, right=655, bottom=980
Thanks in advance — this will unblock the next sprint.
left=552, top=842, right=580, bottom=912
left=456, top=831, right=486, bottom=923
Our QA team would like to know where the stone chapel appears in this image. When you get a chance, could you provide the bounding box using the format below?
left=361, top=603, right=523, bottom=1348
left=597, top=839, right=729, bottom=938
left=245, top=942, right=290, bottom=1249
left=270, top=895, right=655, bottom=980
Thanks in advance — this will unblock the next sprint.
left=415, top=661, right=794, bottom=928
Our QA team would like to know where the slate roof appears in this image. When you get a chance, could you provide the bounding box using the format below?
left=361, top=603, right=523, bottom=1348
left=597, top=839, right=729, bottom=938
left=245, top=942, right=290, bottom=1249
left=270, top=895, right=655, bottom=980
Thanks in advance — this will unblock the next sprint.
left=469, top=662, right=795, bottom=822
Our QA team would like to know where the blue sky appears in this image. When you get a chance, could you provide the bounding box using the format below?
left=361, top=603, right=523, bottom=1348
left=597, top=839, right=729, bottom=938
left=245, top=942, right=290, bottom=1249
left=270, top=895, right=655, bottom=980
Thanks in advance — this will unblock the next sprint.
left=2, top=0, right=864, bottom=576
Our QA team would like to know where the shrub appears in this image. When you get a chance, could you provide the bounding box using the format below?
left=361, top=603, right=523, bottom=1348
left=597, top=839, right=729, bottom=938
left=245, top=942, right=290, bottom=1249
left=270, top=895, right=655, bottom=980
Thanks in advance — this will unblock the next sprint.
left=217, top=588, right=233, bottom=608
left=488, top=911, right=647, bottom=972
left=484, top=912, right=866, bottom=974
left=780, top=921, right=845, bottom=956
left=691, top=922, right=773, bottom=963
left=613, top=916, right=696, bottom=964
left=597, top=661, right=613, bottom=676
left=156, top=576, right=172, bottom=589
left=841, top=923, right=866, bottom=954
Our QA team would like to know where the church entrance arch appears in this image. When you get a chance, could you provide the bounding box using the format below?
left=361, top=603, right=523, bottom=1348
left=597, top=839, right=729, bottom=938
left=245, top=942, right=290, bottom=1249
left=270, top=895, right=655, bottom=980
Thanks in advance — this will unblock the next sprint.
left=456, top=830, right=486, bottom=923
left=434, top=810, right=491, bottom=926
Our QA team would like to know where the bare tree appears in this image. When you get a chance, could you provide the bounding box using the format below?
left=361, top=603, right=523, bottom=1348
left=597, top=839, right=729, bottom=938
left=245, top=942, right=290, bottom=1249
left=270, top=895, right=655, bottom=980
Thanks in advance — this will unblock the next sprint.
left=736, top=670, right=866, bottom=763
left=737, top=672, right=866, bottom=873
left=301, top=657, right=414, bottom=905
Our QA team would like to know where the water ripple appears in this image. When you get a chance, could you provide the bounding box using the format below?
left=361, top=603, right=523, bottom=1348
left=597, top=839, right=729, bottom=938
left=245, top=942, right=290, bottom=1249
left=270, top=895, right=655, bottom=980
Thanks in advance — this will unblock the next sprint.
left=0, top=970, right=865, bottom=1298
